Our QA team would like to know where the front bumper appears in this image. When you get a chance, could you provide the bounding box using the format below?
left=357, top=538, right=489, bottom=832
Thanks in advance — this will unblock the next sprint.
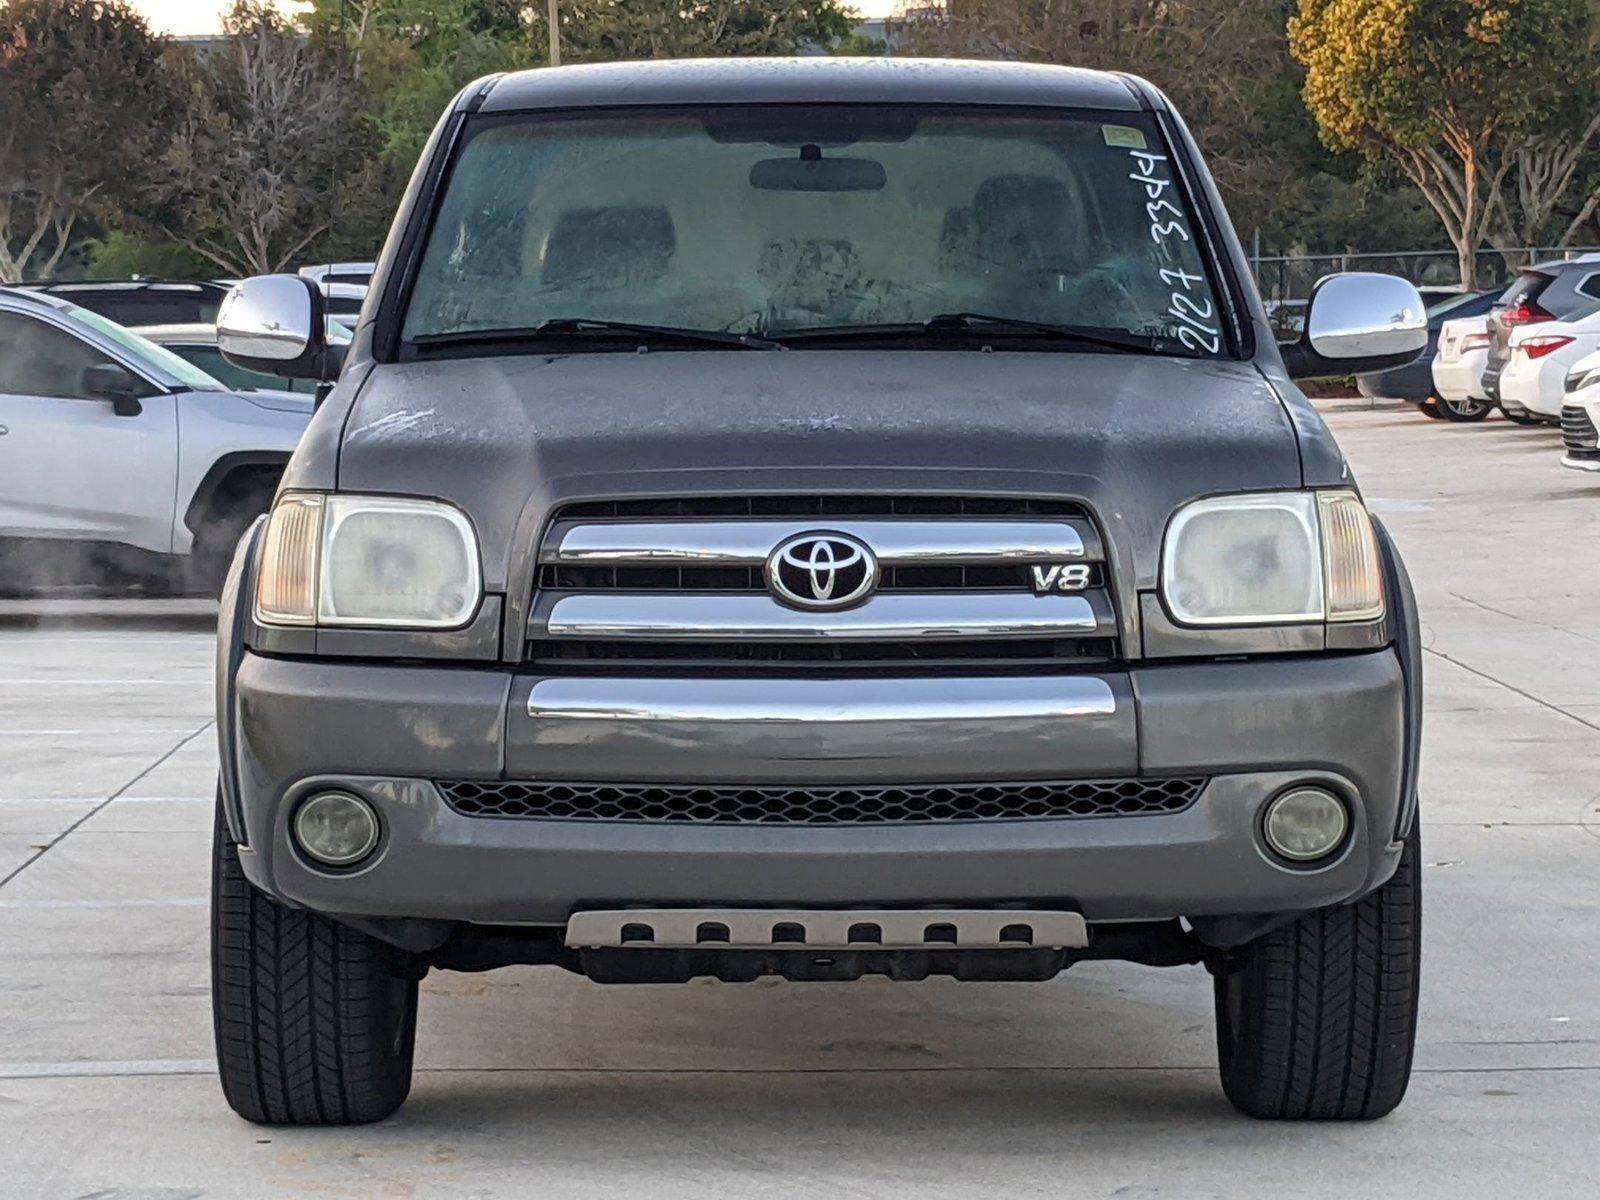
left=225, top=649, right=1409, bottom=930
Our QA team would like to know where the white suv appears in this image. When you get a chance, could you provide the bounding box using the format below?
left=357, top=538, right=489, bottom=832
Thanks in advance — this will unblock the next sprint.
left=0, top=288, right=311, bottom=590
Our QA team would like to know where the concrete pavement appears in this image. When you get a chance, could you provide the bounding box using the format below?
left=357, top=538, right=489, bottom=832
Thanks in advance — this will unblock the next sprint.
left=1, top=409, right=1597, bottom=1197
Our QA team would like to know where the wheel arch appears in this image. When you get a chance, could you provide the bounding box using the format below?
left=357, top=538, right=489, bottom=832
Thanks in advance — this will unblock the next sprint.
left=184, top=451, right=290, bottom=537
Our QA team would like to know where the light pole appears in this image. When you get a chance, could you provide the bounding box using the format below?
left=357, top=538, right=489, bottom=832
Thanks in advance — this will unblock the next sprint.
left=547, top=0, right=560, bottom=66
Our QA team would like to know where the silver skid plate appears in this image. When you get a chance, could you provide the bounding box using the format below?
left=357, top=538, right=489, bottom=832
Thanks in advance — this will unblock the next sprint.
left=564, top=908, right=1089, bottom=951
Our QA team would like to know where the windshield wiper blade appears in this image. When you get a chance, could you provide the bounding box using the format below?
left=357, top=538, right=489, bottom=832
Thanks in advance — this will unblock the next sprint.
left=921, top=312, right=1163, bottom=353
left=769, top=313, right=1166, bottom=354
left=415, top=318, right=783, bottom=351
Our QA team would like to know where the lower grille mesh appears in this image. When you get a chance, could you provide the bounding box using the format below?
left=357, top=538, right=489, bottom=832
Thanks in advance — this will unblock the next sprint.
left=1561, top=405, right=1598, bottom=452
left=437, top=777, right=1206, bottom=825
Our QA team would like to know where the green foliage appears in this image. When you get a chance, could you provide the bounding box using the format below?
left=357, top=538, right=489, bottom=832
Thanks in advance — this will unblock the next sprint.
left=560, top=0, right=858, bottom=60
left=0, top=0, right=178, bottom=281
left=82, top=230, right=213, bottom=279
left=131, top=1, right=389, bottom=275
left=1289, top=0, right=1600, bottom=281
left=1289, top=0, right=1591, bottom=154
left=303, top=0, right=537, bottom=177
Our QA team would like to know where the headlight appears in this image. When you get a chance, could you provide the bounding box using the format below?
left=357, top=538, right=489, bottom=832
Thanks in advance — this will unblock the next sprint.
left=1567, top=367, right=1600, bottom=394
left=1160, top=489, right=1383, bottom=626
left=254, top=492, right=482, bottom=628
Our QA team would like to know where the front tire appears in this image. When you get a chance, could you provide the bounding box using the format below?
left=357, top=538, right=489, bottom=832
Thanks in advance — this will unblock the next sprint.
left=1417, top=397, right=1448, bottom=419
left=1438, top=396, right=1491, bottom=422
left=211, top=794, right=418, bottom=1125
left=1213, top=825, right=1421, bottom=1120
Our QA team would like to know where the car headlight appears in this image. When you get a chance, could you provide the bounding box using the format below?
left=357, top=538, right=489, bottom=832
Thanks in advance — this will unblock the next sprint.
left=1160, top=489, right=1383, bottom=626
left=254, top=492, right=482, bottom=628
left=1566, top=366, right=1600, bottom=394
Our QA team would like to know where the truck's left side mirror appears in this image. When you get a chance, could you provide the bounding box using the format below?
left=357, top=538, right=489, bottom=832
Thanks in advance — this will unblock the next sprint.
left=1282, top=272, right=1427, bottom=381
left=218, top=275, right=346, bottom=384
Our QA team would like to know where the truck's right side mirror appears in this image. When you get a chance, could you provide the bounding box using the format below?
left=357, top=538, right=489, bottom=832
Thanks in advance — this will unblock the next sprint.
left=218, top=275, right=346, bottom=384
left=1281, top=272, right=1428, bottom=381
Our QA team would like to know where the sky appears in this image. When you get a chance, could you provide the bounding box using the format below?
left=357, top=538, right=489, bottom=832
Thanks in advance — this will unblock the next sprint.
left=131, top=0, right=897, bottom=35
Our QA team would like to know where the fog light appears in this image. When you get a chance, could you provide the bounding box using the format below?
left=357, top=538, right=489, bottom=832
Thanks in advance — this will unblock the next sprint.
left=1262, top=787, right=1348, bottom=862
left=293, top=791, right=380, bottom=867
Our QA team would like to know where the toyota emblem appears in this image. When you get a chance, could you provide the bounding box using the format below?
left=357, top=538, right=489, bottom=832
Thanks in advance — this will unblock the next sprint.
left=765, top=532, right=879, bottom=610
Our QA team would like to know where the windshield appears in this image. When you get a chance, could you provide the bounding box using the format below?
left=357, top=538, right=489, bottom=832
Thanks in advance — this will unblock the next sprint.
left=67, top=305, right=224, bottom=391
left=403, top=106, right=1228, bottom=356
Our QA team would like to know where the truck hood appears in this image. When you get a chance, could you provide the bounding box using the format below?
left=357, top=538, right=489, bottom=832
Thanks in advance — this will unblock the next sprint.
left=337, top=350, right=1305, bottom=592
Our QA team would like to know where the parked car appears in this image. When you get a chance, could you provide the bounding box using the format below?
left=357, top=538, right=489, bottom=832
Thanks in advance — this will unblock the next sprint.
left=0, top=288, right=311, bottom=589
left=299, top=262, right=374, bottom=320
left=19, top=279, right=232, bottom=327
left=209, top=59, right=1427, bottom=1127
left=133, top=321, right=353, bottom=398
left=1358, top=288, right=1498, bottom=415
left=1498, top=299, right=1600, bottom=420
left=1482, top=254, right=1600, bottom=422
left=1560, top=349, right=1600, bottom=472
left=1431, top=315, right=1497, bottom=421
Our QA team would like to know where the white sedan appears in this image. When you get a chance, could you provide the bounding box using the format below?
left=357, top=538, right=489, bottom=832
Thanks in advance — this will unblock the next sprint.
left=1430, top=316, right=1495, bottom=420
left=1499, top=301, right=1600, bottom=419
left=1560, top=349, right=1600, bottom=472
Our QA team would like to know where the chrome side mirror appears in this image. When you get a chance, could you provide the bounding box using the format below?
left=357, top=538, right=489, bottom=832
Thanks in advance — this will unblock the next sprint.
left=1282, top=272, right=1428, bottom=380
left=218, top=275, right=342, bottom=382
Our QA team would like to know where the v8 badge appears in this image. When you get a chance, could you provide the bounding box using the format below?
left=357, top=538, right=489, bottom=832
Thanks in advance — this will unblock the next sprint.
left=1030, top=563, right=1093, bottom=594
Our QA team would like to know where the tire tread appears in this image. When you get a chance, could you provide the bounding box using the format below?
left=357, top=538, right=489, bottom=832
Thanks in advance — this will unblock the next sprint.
left=1215, top=827, right=1421, bottom=1120
left=211, top=798, right=416, bottom=1125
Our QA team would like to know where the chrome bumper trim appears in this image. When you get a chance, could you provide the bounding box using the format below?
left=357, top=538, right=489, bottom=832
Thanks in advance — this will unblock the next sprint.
left=563, top=907, right=1091, bottom=950
left=548, top=519, right=1094, bottom=565
left=526, top=675, right=1118, bottom=723
left=541, top=591, right=1107, bottom=640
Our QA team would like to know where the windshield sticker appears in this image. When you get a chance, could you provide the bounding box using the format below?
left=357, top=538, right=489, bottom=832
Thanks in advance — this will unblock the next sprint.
left=1102, top=124, right=1147, bottom=150
left=1129, top=149, right=1222, bottom=354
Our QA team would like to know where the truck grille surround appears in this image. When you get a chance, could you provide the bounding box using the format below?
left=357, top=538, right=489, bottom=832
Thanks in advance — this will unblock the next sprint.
left=526, top=495, right=1121, bottom=669
left=437, top=777, right=1206, bottom=825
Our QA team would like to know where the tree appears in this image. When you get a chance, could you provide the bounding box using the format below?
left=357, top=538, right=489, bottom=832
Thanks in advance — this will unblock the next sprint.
left=893, top=0, right=1311, bottom=239
left=303, top=0, right=535, bottom=177
left=559, top=0, right=857, bottom=60
left=0, top=0, right=176, bottom=282
left=1289, top=0, right=1600, bottom=288
left=140, top=1, right=386, bottom=276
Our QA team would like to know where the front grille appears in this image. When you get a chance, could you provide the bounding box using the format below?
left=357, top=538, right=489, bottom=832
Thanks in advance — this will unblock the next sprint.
left=1561, top=405, right=1598, bottom=452
left=524, top=637, right=1117, bottom=668
left=438, top=776, right=1204, bottom=825
left=538, top=562, right=1106, bottom=593
left=530, top=494, right=1119, bottom=670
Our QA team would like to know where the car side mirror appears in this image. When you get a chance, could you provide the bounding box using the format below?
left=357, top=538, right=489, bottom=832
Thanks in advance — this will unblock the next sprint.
left=82, top=363, right=144, bottom=417
left=1281, top=272, right=1428, bottom=381
left=217, top=275, right=343, bottom=383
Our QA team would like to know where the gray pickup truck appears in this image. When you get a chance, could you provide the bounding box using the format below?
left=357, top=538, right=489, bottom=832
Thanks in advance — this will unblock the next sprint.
left=210, top=58, right=1428, bottom=1127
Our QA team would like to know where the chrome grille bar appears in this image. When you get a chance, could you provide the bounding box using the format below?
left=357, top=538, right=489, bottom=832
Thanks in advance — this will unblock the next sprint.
left=546, top=519, right=1098, bottom=565
left=540, top=591, right=1109, bottom=640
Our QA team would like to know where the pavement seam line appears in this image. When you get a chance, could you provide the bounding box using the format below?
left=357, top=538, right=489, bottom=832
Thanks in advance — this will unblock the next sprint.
left=3, top=1062, right=1599, bottom=1080
left=1422, top=646, right=1600, bottom=735
left=0, top=721, right=214, bottom=891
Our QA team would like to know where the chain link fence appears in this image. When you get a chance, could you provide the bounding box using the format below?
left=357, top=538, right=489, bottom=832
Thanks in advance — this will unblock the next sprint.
left=1249, top=246, right=1600, bottom=339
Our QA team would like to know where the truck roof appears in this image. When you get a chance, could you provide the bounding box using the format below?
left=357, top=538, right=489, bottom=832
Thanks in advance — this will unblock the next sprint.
left=479, top=57, right=1148, bottom=116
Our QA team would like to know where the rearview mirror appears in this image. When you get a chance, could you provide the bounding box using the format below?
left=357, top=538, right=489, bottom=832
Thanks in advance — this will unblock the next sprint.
left=218, top=275, right=343, bottom=383
left=81, top=363, right=143, bottom=416
left=1281, top=272, right=1427, bottom=380
left=750, top=152, right=886, bottom=193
